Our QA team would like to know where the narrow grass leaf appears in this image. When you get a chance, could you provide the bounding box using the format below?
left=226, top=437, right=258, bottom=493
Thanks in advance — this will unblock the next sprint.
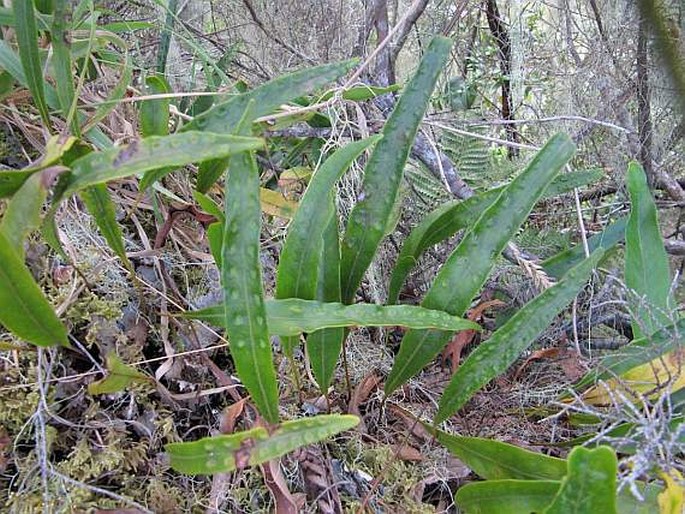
left=64, top=132, right=263, bottom=194
left=222, top=111, right=279, bottom=423
left=435, top=250, right=602, bottom=422
left=189, top=59, right=357, bottom=193
left=14, top=0, right=51, bottom=126
left=340, top=36, right=452, bottom=303
left=82, top=55, right=132, bottom=133
left=625, top=161, right=673, bottom=338
left=87, top=353, right=150, bottom=395
left=80, top=184, right=133, bottom=272
left=186, top=299, right=480, bottom=336
left=456, top=480, right=560, bottom=514
left=0, top=231, right=68, bottom=346
left=385, top=133, right=576, bottom=397
left=51, top=0, right=78, bottom=135
left=166, top=414, right=359, bottom=475
left=543, top=446, right=617, bottom=514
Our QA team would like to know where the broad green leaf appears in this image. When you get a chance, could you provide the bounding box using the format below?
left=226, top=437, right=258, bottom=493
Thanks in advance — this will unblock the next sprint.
left=456, top=480, right=560, bottom=514
left=221, top=109, right=279, bottom=424
left=189, top=59, right=357, bottom=193
left=275, top=137, right=379, bottom=361
left=543, top=446, right=617, bottom=514
left=15, top=0, right=51, bottom=126
left=427, top=427, right=567, bottom=480
left=276, top=137, right=381, bottom=303
left=0, top=7, right=52, bottom=30
left=87, top=353, right=149, bottom=395
left=64, top=132, right=264, bottom=194
left=0, top=172, right=48, bottom=256
left=388, top=190, right=500, bottom=304
left=542, top=217, right=627, bottom=279
left=166, top=414, right=359, bottom=475
left=140, top=75, right=170, bottom=137
left=80, top=184, right=133, bottom=272
left=544, top=167, right=604, bottom=198
left=340, top=36, right=452, bottom=304
left=318, top=83, right=401, bottom=102
left=436, top=250, right=602, bottom=422
left=307, top=205, right=346, bottom=391
left=51, top=0, right=79, bottom=135
left=207, top=222, right=223, bottom=267
left=0, top=231, right=68, bottom=346
left=185, top=298, right=481, bottom=336
left=385, top=133, right=576, bottom=397
left=389, top=169, right=605, bottom=303
left=625, top=161, right=673, bottom=338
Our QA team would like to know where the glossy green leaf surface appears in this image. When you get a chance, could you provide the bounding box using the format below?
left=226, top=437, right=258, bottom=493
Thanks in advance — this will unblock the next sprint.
left=0, top=231, right=68, bottom=346
left=544, top=167, right=603, bottom=198
left=186, top=298, right=481, bottom=336
left=87, top=353, right=149, bottom=395
left=340, top=36, right=452, bottom=304
left=80, top=184, right=132, bottom=272
left=221, top=112, right=279, bottom=423
left=15, top=0, right=51, bottom=126
left=430, top=429, right=567, bottom=480
left=385, top=133, right=576, bottom=397
left=166, top=414, right=359, bottom=475
left=543, top=446, right=617, bottom=514
left=436, top=250, right=602, bottom=422
left=456, top=480, right=560, bottom=514
left=625, top=161, right=673, bottom=338
left=190, top=60, right=356, bottom=193
left=542, top=217, right=627, bottom=279
left=64, top=132, right=263, bottom=194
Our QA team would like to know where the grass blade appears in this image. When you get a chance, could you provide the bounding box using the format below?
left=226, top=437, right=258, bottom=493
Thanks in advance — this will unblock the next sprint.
left=435, top=251, right=602, bottom=422
left=186, top=299, right=481, bottom=336
left=14, top=0, right=51, bottom=127
left=51, top=0, right=78, bottom=135
left=64, top=132, right=263, bottom=194
left=140, top=75, right=171, bottom=137
left=625, top=161, right=674, bottom=338
left=189, top=59, right=357, bottom=193
left=340, top=36, right=452, bottom=303
left=385, top=133, right=576, bottom=397
left=222, top=111, right=279, bottom=423
left=80, top=184, right=133, bottom=272
left=166, top=414, right=359, bottom=475
left=0, top=231, right=68, bottom=346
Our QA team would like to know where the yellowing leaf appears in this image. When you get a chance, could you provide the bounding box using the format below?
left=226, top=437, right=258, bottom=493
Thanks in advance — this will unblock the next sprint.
left=580, top=349, right=685, bottom=405
left=259, top=188, right=298, bottom=219
left=658, top=469, right=685, bottom=514
left=88, top=353, right=150, bottom=395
